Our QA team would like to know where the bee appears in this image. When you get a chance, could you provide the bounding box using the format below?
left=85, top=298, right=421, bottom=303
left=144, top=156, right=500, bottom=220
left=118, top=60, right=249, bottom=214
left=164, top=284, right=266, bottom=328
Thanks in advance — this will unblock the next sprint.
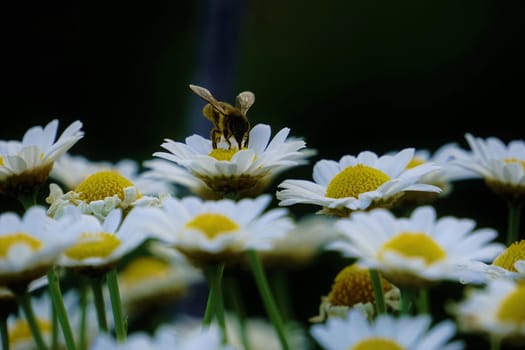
left=189, top=84, right=255, bottom=149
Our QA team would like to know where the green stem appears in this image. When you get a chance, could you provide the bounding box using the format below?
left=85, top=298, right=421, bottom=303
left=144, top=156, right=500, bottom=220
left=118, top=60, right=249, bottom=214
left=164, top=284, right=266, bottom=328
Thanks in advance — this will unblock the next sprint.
left=224, top=276, right=251, bottom=350
left=506, top=200, right=522, bottom=245
left=400, top=288, right=415, bottom=315
left=247, top=249, right=290, bottom=350
left=368, top=269, right=386, bottom=314
left=15, top=292, right=48, bottom=350
left=90, top=278, right=108, bottom=332
left=51, top=306, right=58, bottom=350
left=47, top=269, right=76, bottom=350
left=202, top=284, right=216, bottom=326
left=416, top=288, right=429, bottom=314
left=78, top=283, right=88, bottom=350
left=272, top=270, right=293, bottom=322
left=203, top=264, right=227, bottom=343
left=1, top=314, right=9, bottom=350
left=490, top=334, right=501, bottom=350
left=106, top=269, right=127, bottom=342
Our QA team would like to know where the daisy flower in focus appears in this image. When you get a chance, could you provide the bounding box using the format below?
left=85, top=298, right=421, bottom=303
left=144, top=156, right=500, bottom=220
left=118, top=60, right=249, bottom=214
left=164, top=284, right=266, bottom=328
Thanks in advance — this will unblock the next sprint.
left=0, top=206, right=76, bottom=292
left=50, top=153, right=173, bottom=196
left=328, top=206, right=504, bottom=287
left=452, top=278, right=525, bottom=344
left=124, top=194, right=293, bottom=266
left=0, top=119, right=84, bottom=198
left=277, top=148, right=441, bottom=217
left=46, top=168, right=160, bottom=221
left=453, top=133, right=525, bottom=200
left=310, top=309, right=463, bottom=350
left=152, top=123, right=314, bottom=198
left=310, top=263, right=400, bottom=323
left=118, top=241, right=204, bottom=318
left=57, top=206, right=150, bottom=275
left=89, top=324, right=234, bottom=350
left=487, top=240, right=525, bottom=281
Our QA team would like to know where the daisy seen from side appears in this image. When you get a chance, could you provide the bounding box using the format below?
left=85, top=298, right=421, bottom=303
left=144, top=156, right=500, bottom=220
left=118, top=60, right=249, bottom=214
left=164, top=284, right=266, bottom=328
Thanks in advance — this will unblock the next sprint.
left=277, top=148, right=441, bottom=217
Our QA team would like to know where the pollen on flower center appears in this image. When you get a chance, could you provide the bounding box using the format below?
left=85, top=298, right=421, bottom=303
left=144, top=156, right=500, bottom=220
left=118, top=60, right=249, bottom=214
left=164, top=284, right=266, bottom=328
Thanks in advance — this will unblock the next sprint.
left=0, top=233, right=42, bottom=257
left=328, top=264, right=394, bottom=306
left=208, top=148, right=239, bottom=161
left=65, top=232, right=121, bottom=260
left=325, top=164, right=390, bottom=199
left=492, top=240, right=525, bottom=272
left=497, top=284, right=525, bottom=323
left=351, top=338, right=404, bottom=350
left=406, top=157, right=425, bottom=169
left=74, top=171, right=140, bottom=203
left=9, top=318, right=52, bottom=343
left=186, top=213, right=239, bottom=239
left=119, top=257, right=170, bottom=285
left=504, top=158, right=525, bottom=171
left=379, top=232, right=446, bottom=265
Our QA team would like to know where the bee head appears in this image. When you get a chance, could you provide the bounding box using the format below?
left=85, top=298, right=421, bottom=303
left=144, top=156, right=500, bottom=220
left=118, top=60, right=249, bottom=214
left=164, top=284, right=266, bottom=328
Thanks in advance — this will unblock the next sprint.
left=227, top=112, right=250, bottom=148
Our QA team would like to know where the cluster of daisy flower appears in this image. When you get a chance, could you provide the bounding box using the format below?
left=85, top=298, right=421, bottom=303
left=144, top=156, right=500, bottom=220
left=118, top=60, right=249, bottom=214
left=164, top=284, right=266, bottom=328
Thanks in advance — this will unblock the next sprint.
left=0, top=100, right=524, bottom=350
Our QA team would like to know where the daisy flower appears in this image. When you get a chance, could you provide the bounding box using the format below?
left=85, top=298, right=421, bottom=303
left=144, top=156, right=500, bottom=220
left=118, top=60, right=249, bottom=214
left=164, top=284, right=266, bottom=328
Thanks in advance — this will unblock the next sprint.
left=453, top=133, right=525, bottom=200
left=124, top=194, right=293, bottom=266
left=0, top=206, right=76, bottom=291
left=310, top=309, right=463, bottom=350
left=46, top=168, right=160, bottom=221
left=328, top=206, right=504, bottom=287
left=277, top=148, right=441, bottom=217
left=486, top=240, right=525, bottom=281
left=0, top=119, right=84, bottom=197
left=452, top=278, right=525, bottom=343
left=310, top=263, right=400, bottom=323
left=50, top=153, right=173, bottom=196
left=152, top=123, right=314, bottom=198
left=57, top=206, right=150, bottom=274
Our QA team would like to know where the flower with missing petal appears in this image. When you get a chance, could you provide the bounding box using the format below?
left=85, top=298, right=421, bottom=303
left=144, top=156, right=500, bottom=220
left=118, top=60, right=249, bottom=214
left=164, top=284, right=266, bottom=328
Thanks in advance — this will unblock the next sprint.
left=46, top=170, right=159, bottom=221
left=0, top=206, right=76, bottom=292
left=310, top=263, right=400, bottom=323
left=452, top=278, right=525, bottom=343
left=277, top=148, right=441, bottom=217
left=453, top=134, right=525, bottom=200
left=0, top=119, right=84, bottom=197
left=152, top=124, right=314, bottom=198
left=328, top=206, right=504, bottom=287
left=124, top=195, right=293, bottom=266
left=50, top=153, right=173, bottom=196
left=57, top=206, right=149, bottom=275
left=310, top=309, right=463, bottom=350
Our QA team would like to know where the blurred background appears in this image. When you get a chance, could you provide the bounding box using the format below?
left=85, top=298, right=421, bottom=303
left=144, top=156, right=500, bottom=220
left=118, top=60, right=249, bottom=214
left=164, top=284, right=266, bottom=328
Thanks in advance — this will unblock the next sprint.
left=2, top=0, right=525, bottom=346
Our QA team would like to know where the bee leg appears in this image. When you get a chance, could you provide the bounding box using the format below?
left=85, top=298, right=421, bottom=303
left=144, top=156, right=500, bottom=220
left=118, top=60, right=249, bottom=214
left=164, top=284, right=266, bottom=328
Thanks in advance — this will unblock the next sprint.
left=210, top=128, right=221, bottom=149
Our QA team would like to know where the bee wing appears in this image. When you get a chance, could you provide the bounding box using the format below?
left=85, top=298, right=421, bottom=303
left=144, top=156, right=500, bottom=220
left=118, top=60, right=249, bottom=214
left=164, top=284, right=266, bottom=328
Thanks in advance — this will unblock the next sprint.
left=236, top=91, right=255, bottom=115
left=189, top=84, right=228, bottom=114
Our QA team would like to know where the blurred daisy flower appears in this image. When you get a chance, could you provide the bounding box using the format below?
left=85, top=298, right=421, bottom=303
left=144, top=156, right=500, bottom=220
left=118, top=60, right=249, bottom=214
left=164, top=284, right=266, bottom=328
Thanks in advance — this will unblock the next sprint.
left=310, top=263, right=400, bottom=323
left=118, top=242, right=204, bottom=318
left=46, top=168, right=160, bottom=221
left=487, top=240, right=525, bottom=281
left=277, top=148, right=441, bottom=217
left=57, top=206, right=150, bottom=275
left=152, top=124, right=314, bottom=199
left=0, top=119, right=84, bottom=198
left=0, top=206, right=76, bottom=292
left=50, top=153, right=173, bottom=196
left=453, top=133, right=525, bottom=199
left=452, top=278, right=525, bottom=344
left=124, top=194, right=293, bottom=266
left=89, top=323, right=235, bottom=350
left=328, top=206, right=504, bottom=288
left=310, top=309, right=463, bottom=350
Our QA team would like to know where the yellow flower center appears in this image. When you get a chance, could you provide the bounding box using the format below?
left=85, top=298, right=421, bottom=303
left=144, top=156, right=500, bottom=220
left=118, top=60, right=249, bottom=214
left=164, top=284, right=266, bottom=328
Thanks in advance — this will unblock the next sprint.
left=504, top=158, right=525, bottom=171
left=492, top=240, right=525, bottom=272
left=379, top=232, right=446, bottom=265
left=406, top=157, right=425, bottom=169
left=351, top=338, right=404, bottom=350
left=74, top=171, right=140, bottom=203
left=0, top=156, right=4, bottom=166
left=9, top=318, right=52, bottom=343
left=325, top=164, right=390, bottom=199
left=65, top=232, right=121, bottom=260
left=185, top=213, right=239, bottom=239
left=208, top=148, right=239, bottom=161
left=497, top=284, right=525, bottom=324
left=119, top=257, right=170, bottom=285
left=0, top=233, right=42, bottom=257
left=328, top=264, right=394, bottom=306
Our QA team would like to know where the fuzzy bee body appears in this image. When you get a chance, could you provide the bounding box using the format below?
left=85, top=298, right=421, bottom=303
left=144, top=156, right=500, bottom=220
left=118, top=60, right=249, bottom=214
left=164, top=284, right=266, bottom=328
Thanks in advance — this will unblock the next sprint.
left=190, top=84, right=255, bottom=149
